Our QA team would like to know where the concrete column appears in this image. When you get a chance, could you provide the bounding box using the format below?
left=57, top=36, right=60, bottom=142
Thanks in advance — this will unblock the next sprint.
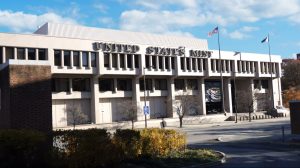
left=25, top=48, right=28, bottom=60
left=243, top=61, right=246, bottom=73
left=167, top=77, right=176, bottom=118
left=108, top=53, right=112, bottom=69
left=35, top=49, right=39, bottom=60
left=61, top=50, right=64, bottom=67
left=195, top=58, right=198, bottom=72
left=116, top=53, right=120, bottom=70
left=266, top=63, right=269, bottom=74
left=224, top=78, right=233, bottom=115
left=70, top=51, right=74, bottom=68
left=2, top=46, right=6, bottom=63
left=168, top=56, right=172, bottom=71
left=273, top=63, right=276, bottom=74
left=113, top=78, right=117, bottom=93
left=247, top=62, right=250, bottom=73
left=198, top=78, right=206, bottom=115
left=124, top=54, right=128, bottom=70
left=228, top=60, right=231, bottom=72
left=69, top=78, right=73, bottom=93
left=206, top=58, right=211, bottom=76
left=133, top=77, right=143, bottom=121
left=155, top=56, right=159, bottom=71
left=184, top=57, right=187, bottom=71
left=189, top=57, right=192, bottom=71
left=149, top=55, right=152, bottom=69
left=199, top=59, right=203, bottom=72
left=131, top=54, right=135, bottom=70
left=79, top=51, right=83, bottom=69
left=223, top=60, right=226, bottom=72
left=98, top=52, right=104, bottom=75
left=88, top=52, right=91, bottom=69
left=14, top=48, right=17, bottom=59
left=251, top=62, right=254, bottom=73
left=234, top=59, right=238, bottom=76
left=278, top=77, right=283, bottom=106
left=162, top=56, right=165, bottom=70
left=91, top=76, right=100, bottom=124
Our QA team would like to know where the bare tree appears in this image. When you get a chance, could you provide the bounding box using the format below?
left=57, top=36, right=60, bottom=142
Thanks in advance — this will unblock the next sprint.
left=118, top=100, right=139, bottom=129
left=65, top=106, right=88, bottom=129
left=172, top=90, right=199, bottom=128
left=236, top=87, right=260, bottom=122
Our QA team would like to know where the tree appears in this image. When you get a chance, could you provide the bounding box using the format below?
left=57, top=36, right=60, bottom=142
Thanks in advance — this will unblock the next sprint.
left=118, top=100, right=139, bottom=130
left=65, top=106, right=88, bottom=130
left=236, top=87, right=260, bottom=122
left=172, top=90, right=199, bottom=128
left=282, top=60, right=300, bottom=90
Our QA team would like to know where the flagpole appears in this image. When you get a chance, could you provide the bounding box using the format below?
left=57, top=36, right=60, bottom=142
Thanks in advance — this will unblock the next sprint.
left=267, top=33, right=275, bottom=110
left=217, top=27, right=225, bottom=114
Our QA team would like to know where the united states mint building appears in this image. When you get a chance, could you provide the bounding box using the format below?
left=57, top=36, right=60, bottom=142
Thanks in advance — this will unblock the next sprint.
left=0, top=23, right=282, bottom=130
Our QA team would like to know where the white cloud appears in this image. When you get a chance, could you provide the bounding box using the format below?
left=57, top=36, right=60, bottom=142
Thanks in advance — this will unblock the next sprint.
left=0, top=10, right=77, bottom=33
left=224, top=26, right=259, bottom=40
left=94, top=3, right=108, bottom=13
left=98, top=17, right=115, bottom=27
left=119, top=0, right=300, bottom=36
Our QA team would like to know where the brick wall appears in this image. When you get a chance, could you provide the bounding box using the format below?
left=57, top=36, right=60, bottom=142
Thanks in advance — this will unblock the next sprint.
left=0, top=64, right=52, bottom=133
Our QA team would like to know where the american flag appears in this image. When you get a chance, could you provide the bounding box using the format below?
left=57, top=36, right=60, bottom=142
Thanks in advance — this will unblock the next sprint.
left=208, top=27, right=218, bottom=37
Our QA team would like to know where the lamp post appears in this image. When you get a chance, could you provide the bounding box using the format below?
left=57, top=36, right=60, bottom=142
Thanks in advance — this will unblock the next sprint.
left=233, top=51, right=242, bottom=123
left=143, top=67, right=148, bottom=128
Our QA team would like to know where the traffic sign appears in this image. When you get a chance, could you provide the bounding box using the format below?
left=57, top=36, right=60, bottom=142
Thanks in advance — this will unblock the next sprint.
left=143, top=106, right=150, bottom=115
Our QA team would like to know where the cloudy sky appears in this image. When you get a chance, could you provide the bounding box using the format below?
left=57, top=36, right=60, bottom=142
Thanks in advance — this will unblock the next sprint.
left=1, top=0, right=299, bottom=58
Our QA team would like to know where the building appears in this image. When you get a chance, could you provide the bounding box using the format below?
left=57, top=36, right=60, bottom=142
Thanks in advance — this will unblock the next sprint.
left=0, top=23, right=282, bottom=130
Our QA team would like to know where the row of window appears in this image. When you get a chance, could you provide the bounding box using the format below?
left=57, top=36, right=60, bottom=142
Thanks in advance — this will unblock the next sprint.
left=103, top=53, right=139, bottom=69
left=145, top=55, right=176, bottom=70
left=260, top=62, right=277, bottom=74
left=52, top=78, right=91, bottom=92
left=181, top=57, right=207, bottom=71
left=54, top=50, right=97, bottom=68
left=0, top=47, right=47, bottom=63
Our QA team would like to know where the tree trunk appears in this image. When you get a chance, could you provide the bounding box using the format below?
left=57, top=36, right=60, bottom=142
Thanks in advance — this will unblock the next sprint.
left=131, top=120, right=134, bottom=130
left=179, top=117, right=183, bottom=128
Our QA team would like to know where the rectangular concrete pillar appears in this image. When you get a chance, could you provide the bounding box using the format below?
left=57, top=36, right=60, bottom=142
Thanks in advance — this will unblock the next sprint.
left=167, top=77, right=176, bottom=118
left=91, top=76, right=100, bottom=124
left=224, top=78, right=233, bottom=115
left=198, top=78, right=206, bottom=115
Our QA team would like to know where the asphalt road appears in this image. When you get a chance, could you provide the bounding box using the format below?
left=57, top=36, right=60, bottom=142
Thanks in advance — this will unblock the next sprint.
left=180, top=118, right=300, bottom=168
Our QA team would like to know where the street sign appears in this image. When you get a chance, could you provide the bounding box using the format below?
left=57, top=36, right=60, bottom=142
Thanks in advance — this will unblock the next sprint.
left=143, top=106, right=150, bottom=115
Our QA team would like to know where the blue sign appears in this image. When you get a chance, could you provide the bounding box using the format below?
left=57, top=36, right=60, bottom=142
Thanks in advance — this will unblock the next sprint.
left=143, top=106, right=150, bottom=115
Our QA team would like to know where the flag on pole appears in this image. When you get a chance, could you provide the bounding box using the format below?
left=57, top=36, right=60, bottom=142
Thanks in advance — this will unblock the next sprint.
left=261, top=36, right=269, bottom=43
left=208, top=27, right=218, bottom=37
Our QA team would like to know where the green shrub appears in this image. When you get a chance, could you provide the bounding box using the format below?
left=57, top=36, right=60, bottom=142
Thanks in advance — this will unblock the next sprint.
left=0, top=129, right=47, bottom=168
left=53, top=129, right=121, bottom=168
left=113, top=129, right=141, bottom=159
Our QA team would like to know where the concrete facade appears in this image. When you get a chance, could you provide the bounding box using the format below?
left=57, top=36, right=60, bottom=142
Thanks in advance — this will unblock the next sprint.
left=0, top=23, right=283, bottom=129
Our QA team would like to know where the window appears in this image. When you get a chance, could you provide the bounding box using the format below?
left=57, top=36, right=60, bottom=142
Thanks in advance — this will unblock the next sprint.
left=39, top=49, right=47, bottom=60
left=117, top=79, right=132, bottom=91
left=73, top=78, right=90, bottom=91
left=91, top=52, right=97, bottom=67
left=180, top=57, right=185, bottom=70
left=203, top=59, right=207, bottom=71
left=99, top=78, right=114, bottom=91
left=140, top=79, right=152, bottom=91
left=104, top=53, right=109, bottom=68
left=187, top=79, right=198, bottom=90
left=112, top=53, right=117, bottom=68
left=261, top=80, right=269, bottom=89
left=152, top=56, right=156, bottom=69
left=82, top=52, right=88, bottom=67
left=211, top=59, right=214, bottom=71
left=64, top=50, right=71, bottom=66
left=52, top=78, right=69, bottom=92
left=127, top=54, right=132, bottom=68
left=5, top=47, right=14, bottom=60
left=192, top=58, right=196, bottom=70
left=17, top=48, right=25, bottom=60
left=159, top=56, right=163, bottom=69
left=134, top=55, right=139, bottom=68
left=186, top=58, right=190, bottom=70
left=119, top=54, right=124, bottom=68
left=155, top=79, right=167, bottom=90
left=145, top=55, right=150, bottom=68
left=28, top=48, right=36, bottom=60
left=54, top=50, right=61, bottom=66
left=175, top=79, right=184, bottom=90
left=254, top=80, right=259, bottom=89
left=171, top=57, right=175, bottom=69
left=165, top=57, right=169, bottom=69
left=73, top=51, right=80, bottom=67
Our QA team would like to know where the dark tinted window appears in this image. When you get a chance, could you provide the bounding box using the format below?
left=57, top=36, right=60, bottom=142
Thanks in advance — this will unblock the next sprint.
left=99, top=78, right=114, bottom=91
left=175, top=79, right=184, bottom=90
left=73, top=51, right=80, bottom=66
left=64, top=50, right=71, bottom=66
left=73, top=78, right=90, bottom=91
left=28, top=48, right=36, bottom=60
left=54, top=50, right=61, bottom=66
left=17, top=48, right=25, bottom=60
left=91, top=52, right=97, bottom=67
left=39, top=49, right=47, bottom=60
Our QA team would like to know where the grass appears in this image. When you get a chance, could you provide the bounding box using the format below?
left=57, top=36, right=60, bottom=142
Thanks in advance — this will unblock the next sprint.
left=119, top=149, right=221, bottom=168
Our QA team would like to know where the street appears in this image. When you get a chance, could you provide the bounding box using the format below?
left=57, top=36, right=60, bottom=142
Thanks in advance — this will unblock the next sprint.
left=180, top=118, right=300, bottom=167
